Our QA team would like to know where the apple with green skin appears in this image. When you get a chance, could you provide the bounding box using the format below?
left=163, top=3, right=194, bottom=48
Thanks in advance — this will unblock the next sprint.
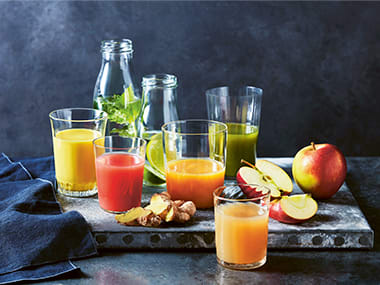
left=292, top=142, right=347, bottom=200
left=269, top=194, right=318, bottom=224
left=236, top=159, right=293, bottom=199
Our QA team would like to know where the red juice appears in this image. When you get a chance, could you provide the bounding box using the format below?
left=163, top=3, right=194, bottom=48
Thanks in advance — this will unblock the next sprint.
left=95, top=152, right=145, bottom=213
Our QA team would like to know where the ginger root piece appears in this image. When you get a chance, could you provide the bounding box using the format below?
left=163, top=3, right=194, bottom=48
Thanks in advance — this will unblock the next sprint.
left=145, top=193, right=171, bottom=218
left=116, top=192, right=197, bottom=227
left=179, top=201, right=197, bottom=217
left=165, top=205, right=176, bottom=223
left=156, top=191, right=171, bottom=201
left=115, top=207, right=162, bottom=227
left=165, top=200, right=197, bottom=223
left=137, top=212, right=162, bottom=227
left=115, top=207, right=152, bottom=226
left=173, top=200, right=185, bottom=207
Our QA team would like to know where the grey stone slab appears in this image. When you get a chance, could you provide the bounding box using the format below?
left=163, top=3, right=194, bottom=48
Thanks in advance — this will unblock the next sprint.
left=58, top=158, right=374, bottom=249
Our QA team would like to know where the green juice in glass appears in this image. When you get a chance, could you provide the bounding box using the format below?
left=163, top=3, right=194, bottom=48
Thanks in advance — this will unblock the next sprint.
left=225, top=123, right=259, bottom=178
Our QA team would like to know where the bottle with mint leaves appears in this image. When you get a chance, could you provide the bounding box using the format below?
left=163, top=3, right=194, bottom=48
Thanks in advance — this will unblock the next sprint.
left=93, top=39, right=141, bottom=137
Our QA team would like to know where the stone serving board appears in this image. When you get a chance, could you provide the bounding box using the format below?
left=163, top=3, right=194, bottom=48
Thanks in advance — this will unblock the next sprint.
left=58, top=158, right=374, bottom=249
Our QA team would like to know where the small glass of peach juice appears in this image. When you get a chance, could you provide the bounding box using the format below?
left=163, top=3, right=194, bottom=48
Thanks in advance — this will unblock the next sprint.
left=214, top=184, right=271, bottom=270
left=162, top=120, right=227, bottom=209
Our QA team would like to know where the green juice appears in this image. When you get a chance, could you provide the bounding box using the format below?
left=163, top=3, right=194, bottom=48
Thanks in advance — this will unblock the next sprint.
left=225, top=123, right=259, bottom=178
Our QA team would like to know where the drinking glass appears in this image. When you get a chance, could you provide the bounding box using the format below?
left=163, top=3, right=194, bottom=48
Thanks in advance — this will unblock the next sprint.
left=138, top=74, right=179, bottom=187
left=214, top=184, right=270, bottom=270
left=49, top=108, right=108, bottom=197
left=162, top=119, right=227, bottom=209
left=206, top=86, right=263, bottom=178
left=93, top=136, right=146, bottom=213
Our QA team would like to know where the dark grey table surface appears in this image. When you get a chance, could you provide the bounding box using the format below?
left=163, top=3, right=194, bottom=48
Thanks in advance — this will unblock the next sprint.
left=39, top=157, right=380, bottom=285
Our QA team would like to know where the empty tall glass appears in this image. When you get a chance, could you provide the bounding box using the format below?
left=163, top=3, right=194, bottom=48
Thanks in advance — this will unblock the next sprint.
left=206, top=86, right=263, bottom=178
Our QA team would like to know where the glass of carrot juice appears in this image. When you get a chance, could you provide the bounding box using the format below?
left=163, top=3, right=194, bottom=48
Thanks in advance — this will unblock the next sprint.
left=162, top=119, right=227, bottom=209
left=93, top=136, right=146, bottom=213
left=214, top=184, right=271, bottom=270
left=49, top=108, right=108, bottom=197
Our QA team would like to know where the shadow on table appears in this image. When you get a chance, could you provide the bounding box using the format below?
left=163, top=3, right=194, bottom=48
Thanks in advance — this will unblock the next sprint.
left=18, top=269, right=86, bottom=284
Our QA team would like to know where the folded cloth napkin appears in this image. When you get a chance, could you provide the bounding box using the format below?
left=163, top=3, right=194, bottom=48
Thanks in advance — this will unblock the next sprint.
left=0, top=153, right=97, bottom=284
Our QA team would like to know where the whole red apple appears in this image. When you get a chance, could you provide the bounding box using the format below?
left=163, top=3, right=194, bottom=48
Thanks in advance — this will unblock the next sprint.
left=292, top=142, right=347, bottom=199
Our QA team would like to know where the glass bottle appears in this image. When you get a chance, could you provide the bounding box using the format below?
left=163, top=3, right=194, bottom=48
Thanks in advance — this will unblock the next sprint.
left=138, top=74, right=179, bottom=188
left=138, top=74, right=179, bottom=140
left=93, top=39, right=141, bottom=136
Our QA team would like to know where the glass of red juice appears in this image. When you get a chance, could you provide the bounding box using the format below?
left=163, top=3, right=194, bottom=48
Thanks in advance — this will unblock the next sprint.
left=93, top=136, right=146, bottom=213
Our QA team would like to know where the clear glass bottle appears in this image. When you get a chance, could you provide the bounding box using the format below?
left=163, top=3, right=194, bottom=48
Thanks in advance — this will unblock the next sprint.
left=138, top=74, right=179, bottom=140
left=93, top=39, right=141, bottom=136
left=138, top=74, right=179, bottom=188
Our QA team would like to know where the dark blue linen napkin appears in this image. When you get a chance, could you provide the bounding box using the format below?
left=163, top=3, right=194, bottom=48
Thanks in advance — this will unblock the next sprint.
left=0, top=153, right=98, bottom=284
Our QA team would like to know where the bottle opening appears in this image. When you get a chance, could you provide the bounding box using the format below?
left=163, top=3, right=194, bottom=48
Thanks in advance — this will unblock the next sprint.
left=142, top=74, right=177, bottom=88
left=101, top=39, right=133, bottom=54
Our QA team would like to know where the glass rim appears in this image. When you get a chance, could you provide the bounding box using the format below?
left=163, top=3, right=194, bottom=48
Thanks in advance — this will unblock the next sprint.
left=213, top=183, right=271, bottom=202
left=93, top=135, right=146, bottom=151
left=205, top=85, right=263, bottom=97
left=161, top=119, right=227, bottom=136
left=49, top=108, right=108, bottom=123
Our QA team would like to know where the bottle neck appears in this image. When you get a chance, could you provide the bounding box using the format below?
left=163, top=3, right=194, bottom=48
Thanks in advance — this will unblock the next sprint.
left=101, top=52, right=132, bottom=62
left=100, top=39, right=133, bottom=63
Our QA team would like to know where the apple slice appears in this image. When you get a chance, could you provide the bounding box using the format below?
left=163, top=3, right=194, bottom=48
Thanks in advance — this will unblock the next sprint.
left=236, top=159, right=293, bottom=199
left=269, top=194, right=318, bottom=224
left=236, top=166, right=276, bottom=198
left=256, top=160, right=293, bottom=196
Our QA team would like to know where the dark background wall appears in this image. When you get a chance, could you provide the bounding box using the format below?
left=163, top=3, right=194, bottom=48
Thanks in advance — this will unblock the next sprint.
left=0, top=1, right=379, bottom=158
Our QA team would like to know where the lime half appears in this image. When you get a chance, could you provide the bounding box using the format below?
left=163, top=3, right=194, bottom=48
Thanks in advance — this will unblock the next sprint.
left=144, top=163, right=165, bottom=186
left=144, top=133, right=166, bottom=185
left=146, top=133, right=165, bottom=175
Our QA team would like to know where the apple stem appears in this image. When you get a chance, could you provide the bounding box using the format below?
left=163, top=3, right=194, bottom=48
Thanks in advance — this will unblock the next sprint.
left=311, top=142, right=316, bottom=150
left=241, top=159, right=257, bottom=169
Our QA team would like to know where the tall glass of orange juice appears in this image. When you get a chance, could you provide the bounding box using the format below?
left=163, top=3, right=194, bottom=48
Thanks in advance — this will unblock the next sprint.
left=162, top=120, right=227, bottom=209
left=49, top=108, right=107, bottom=197
left=214, top=184, right=271, bottom=270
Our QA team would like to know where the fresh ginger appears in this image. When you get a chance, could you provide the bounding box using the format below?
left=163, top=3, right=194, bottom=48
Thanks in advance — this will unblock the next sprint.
left=115, top=192, right=197, bottom=227
left=115, top=207, right=152, bottom=226
left=115, top=207, right=162, bottom=227
left=179, top=201, right=196, bottom=217
left=137, top=212, right=162, bottom=227
left=144, top=193, right=171, bottom=218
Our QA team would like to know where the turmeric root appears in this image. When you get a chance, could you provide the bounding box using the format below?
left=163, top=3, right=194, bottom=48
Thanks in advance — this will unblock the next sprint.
left=115, top=192, right=197, bottom=227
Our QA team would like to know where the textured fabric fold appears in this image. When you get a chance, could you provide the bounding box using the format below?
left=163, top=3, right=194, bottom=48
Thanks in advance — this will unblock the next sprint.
left=0, top=154, right=97, bottom=284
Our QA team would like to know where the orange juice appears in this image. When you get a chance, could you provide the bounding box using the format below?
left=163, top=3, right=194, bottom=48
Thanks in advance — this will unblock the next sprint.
left=53, top=128, right=101, bottom=192
left=166, top=158, right=225, bottom=208
left=215, top=202, right=269, bottom=265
